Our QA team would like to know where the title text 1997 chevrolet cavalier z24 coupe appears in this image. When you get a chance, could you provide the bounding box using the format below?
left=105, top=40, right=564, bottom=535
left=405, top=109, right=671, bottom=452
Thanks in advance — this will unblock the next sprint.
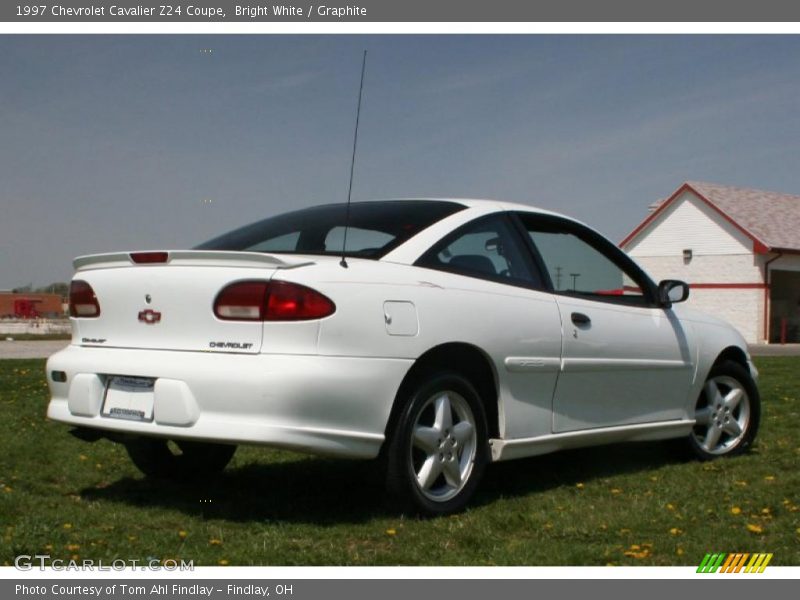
left=47, top=199, right=760, bottom=514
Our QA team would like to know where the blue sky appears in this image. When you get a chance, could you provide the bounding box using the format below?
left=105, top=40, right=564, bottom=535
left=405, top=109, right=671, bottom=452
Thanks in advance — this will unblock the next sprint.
left=2, top=35, right=800, bottom=288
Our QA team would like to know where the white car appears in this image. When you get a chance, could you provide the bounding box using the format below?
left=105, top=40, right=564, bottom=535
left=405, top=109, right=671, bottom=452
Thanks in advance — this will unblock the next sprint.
left=46, top=199, right=760, bottom=514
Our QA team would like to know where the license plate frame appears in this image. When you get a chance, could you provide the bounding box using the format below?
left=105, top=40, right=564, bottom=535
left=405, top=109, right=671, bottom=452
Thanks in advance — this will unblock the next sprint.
left=101, top=376, right=156, bottom=422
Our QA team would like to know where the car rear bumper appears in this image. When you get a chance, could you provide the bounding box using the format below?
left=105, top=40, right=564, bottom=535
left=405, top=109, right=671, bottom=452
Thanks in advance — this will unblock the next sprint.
left=46, top=345, right=412, bottom=459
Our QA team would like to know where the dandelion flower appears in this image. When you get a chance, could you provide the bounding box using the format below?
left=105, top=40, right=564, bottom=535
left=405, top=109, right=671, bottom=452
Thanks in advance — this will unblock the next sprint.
left=218, top=559, right=229, bottom=566
left=746, top=523, right=763, bottom=534
left=385, top=529, right=397, bottom=536
left=575, top=483, right=585, bottom=489
left=63, top=523, right=72, bottom=530
left=178, top=530, right=188, bottom=540
left=730, top=507, right=742, bottom=515
left=209, top=538, right=223, bottom=546
left=669, top=528, right=682, bottom=536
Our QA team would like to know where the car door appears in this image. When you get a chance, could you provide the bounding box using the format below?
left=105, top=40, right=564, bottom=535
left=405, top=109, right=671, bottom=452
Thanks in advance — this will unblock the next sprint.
left=514, top=212, right=695, bottom=432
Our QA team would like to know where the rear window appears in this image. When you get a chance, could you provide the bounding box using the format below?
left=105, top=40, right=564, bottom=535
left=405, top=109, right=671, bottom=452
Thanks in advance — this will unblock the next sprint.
left=195, top=201, right=465, bottom=259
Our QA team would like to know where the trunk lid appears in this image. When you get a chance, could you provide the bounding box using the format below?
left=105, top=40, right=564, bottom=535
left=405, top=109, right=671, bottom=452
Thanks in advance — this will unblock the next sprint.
left=72, top=251, right=313, bottom=354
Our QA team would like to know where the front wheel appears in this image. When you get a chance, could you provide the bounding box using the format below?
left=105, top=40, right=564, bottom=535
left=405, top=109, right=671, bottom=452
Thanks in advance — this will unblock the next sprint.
left=688, top=360, right=760, bottom=460
left=125, top=438, right=236, bottom=480
left=385, top=372, right=489, bottom=515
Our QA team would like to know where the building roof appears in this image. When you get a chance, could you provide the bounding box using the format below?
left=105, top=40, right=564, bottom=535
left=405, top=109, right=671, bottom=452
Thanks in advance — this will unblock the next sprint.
left=621, top=181, right=800, bottom=253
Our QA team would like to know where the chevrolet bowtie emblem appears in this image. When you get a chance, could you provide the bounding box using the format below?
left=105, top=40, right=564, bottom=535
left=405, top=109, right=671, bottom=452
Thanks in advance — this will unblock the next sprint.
left=138, top=309, right=162, bottom=324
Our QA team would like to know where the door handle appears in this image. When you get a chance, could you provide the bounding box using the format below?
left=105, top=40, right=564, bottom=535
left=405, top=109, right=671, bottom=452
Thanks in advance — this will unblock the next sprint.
left=571, top=312, right=591, bottom=326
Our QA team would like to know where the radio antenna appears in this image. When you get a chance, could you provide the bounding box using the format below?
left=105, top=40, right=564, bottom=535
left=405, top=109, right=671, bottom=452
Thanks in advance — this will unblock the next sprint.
left=340, top=50, right=367, bottom=269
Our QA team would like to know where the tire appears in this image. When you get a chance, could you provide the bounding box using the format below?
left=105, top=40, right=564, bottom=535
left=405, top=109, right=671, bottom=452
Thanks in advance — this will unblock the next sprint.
left=385, top=372, right=489, bottom=515
left=688, top=360, right=760, bottom=460
left=125, top=438, right=236, bottom=480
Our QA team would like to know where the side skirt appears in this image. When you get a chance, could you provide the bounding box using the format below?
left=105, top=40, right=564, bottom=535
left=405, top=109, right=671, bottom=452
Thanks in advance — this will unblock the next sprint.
left=489, top=419, right=695, bottom=462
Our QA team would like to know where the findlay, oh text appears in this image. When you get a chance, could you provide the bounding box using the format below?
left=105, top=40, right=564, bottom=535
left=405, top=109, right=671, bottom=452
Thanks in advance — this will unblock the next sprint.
left=16, top=584, right=293, bottom=596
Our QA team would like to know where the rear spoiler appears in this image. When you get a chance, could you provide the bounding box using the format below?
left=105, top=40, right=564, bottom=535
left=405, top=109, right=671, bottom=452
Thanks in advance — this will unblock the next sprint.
left=73, top=250, right=315, bottom=272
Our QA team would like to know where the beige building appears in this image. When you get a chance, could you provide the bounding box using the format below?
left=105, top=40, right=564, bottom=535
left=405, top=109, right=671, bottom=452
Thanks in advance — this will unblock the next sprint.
left=621, top=181, right=800, bottom=344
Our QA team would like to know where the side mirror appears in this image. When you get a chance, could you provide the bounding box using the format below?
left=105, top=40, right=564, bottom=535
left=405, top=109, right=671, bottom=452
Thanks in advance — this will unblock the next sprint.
left=658, top=280, right=690, bottom=307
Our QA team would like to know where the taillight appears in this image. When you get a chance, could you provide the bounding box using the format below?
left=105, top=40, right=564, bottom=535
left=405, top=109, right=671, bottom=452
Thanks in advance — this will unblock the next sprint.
left=265, top=281, right=336, bottom=321
left=69, top=280, right=101, bottom=318
left=213, top=281, right=335, bottom=321
left=130, top=251, right=169, bottom=264
left=214, top=281, right=269, bottom=320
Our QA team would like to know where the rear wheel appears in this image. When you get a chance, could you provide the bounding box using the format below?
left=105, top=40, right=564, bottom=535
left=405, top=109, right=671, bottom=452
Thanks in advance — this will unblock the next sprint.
left=125, top=438, right=236, bottom=480
left=688, top=360, right=760, bottom=460
left=386, top=372, right=488, bottom=515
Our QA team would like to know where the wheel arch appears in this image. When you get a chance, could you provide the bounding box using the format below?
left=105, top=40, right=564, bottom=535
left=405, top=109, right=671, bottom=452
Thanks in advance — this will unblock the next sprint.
left=383, top=342, right=500, bottom=446
left=713, top=345, right=749, bottom=370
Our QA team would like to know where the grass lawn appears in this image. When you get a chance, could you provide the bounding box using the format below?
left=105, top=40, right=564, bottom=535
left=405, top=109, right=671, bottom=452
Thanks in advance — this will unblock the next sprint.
left=0, top=333, right=71, bottom=341
left=1, top=357, right=798, bottom=566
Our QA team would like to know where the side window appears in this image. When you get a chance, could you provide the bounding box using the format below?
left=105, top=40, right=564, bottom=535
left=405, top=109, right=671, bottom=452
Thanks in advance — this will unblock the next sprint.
left=416, top=214, right=543, bottom=288
left=518, top=214, right=652, bottom=305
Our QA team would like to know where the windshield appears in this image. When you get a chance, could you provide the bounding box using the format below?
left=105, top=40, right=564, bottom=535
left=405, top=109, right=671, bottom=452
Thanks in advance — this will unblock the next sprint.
left=195, top=201, right=465, bottom=259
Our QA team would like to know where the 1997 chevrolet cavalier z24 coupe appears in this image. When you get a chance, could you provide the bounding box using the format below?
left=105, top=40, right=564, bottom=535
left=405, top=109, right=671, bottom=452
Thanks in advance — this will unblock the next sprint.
left=47, top=199, right=760, bottom=514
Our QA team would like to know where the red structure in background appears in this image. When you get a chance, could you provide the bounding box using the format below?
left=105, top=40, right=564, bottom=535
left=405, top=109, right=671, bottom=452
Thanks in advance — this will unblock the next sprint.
left=0, top=293, right=64, bottom=318
left=13, top=298, right=42, bottom=319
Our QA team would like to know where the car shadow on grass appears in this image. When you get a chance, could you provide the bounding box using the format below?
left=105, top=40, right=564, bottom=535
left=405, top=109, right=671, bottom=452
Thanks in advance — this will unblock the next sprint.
left=475, top=440, right=686, bottom=508
left=80, top=439, right=689, bottom=524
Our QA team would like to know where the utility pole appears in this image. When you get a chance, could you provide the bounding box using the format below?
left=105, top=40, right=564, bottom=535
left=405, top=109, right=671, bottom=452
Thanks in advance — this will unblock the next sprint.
left=570, top=273, right=580, bottom=291
left=555, top=266, right=563, bottom=290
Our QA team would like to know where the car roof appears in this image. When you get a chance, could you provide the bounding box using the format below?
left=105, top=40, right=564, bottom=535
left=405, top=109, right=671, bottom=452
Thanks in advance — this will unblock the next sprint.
left=368, top=197, right=574, bottom=220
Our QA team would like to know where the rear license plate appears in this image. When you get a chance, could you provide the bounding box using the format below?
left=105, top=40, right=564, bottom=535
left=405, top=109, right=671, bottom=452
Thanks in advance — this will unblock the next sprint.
left=102, top=376, right=155, bottom=422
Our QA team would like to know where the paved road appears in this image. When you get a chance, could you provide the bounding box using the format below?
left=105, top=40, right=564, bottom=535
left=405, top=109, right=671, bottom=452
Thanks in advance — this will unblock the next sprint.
left=748, top=344, right=800, bottom=357
left=0, top=340, right=70, bottom=359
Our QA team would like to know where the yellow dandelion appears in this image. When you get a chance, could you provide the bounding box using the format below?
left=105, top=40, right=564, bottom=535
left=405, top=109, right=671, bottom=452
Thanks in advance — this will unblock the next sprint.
left=746, top=523, right=763, bottom=534
left=730, top=506, right=742, bottom=515
left=128, top=536, right=137, bottom=542
left=218, top=559, right=229, bottom=566
left=624, top=544, right=651, bottom=559
left=735, top=480, right=748, bottom=487
left=761, top=508, right=771, bottom=515
left=66, top=544, right=80, bottom=551
left=669, top=528, right=682, bottom=536
left=63, top=523, right=72, bottom=530
left=764, top=475, right=775, bottom=481
left=676, top=548, right=684, bottom=556
left=610, top=488, right=622, bottom=494
left=666, top=503, right=676, bottom=511
left=178, top=530, right=188, bottom=540
left=575, top=483, right=585, bottom=489
left=385, top=528, right=397, bottom=536
left=209, top=538, right=223, bottom=546
left=79, top=455, right=88, bottom=461
left=44, top=544, right=53, bottom=551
